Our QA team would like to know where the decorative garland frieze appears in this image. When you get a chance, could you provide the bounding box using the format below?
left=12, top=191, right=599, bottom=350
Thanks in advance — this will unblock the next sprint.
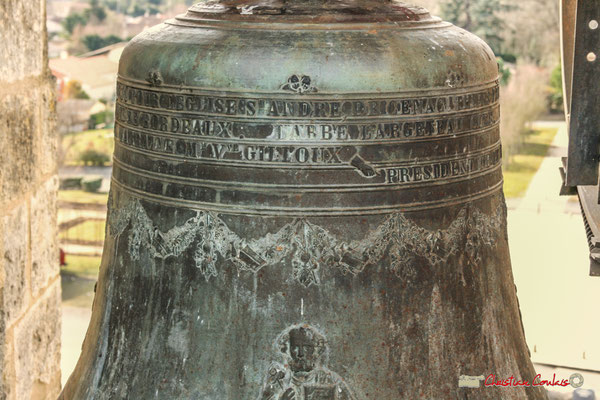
left=108, top=195, right=505, bottom=286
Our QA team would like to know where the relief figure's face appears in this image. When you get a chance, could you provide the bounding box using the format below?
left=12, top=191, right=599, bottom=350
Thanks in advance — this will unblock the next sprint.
left=288, top=328, right=317, bottom=373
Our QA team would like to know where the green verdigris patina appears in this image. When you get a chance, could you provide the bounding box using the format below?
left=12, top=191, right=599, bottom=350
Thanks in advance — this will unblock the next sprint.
left=60, top=1, right=546, bottom=399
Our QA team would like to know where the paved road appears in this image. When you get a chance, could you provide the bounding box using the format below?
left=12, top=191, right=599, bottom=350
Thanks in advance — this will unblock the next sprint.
left=508, top=122, right=600, bottom=396
left=61, top=305, right=92, bottom=386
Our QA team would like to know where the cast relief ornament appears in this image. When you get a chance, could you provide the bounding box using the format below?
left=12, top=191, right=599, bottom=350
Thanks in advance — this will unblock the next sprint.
left=108, top=194, right=505, bottom=285
left=258, top=324, right=356, bottom=400
left=281, top=75, right=317, bottom=94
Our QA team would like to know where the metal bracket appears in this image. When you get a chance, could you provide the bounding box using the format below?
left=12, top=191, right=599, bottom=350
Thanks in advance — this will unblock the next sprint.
left=559, top=157, right=577, bottom=196
left=562, top=0, right=600, bottom=187
left=560, top=0, right=600, bottom=276
left=576, top=185, right=600, bottom=276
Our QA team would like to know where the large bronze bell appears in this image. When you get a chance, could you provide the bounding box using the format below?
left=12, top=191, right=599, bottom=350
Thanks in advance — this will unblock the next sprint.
left=61, top=1, right=546, bottom=398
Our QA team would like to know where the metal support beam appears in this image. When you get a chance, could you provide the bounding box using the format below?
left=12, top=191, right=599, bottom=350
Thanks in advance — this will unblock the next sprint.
left=564, top=0, right=600, bottom=186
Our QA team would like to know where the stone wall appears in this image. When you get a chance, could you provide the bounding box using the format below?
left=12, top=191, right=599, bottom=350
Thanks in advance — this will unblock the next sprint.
left=0, top=1, right=61, bottom=399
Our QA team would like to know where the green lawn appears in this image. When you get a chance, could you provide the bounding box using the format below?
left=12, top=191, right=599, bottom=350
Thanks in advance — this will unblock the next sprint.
left=60, top=219, right=106, bottom=243
left=503, top=127, right=559, bottom=198
left=58, top=190, right=109, bottom=205
left=61, top=255, right=102, bottom=279
left=62, top=128, right=114, bottom=166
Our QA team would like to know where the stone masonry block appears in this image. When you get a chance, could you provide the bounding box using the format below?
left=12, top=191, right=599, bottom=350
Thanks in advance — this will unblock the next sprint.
left=0, top=89, right=39, bottom=204
left=0, top=330, right=16, bottom=400
left=30, top=176, right=58, bottom=298
left=36, top=83, right=58, bottom=178
left=0, top=315, right=6, bottom=400
left=14, top=279, right=61, bottom=400
left=0, top=0, right=45, bottom=83
left=1, top=203, right=30, bottom=327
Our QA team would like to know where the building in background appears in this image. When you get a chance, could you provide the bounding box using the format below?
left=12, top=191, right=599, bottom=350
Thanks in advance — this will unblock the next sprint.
left=49, top=43, right=124, bottom=102
left=47, top=0, right=90, bottom=20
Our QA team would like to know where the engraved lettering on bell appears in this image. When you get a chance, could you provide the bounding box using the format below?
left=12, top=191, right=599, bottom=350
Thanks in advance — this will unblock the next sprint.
left=60, top=0, right=546, bottom=397
left=113, top=100, right=500, bottom=141
left=281, top=75, right=317, bottom=94
left=116, top=81, right=499, bottom=117
left=259, top=325, right=355, bottom=400
left=108, top=195, right=505, bottom=285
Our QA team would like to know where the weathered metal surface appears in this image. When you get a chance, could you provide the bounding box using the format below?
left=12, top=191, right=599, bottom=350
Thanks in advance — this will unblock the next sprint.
left=61, top=1, right=545, bottom=399
left=560, top=0, right=600, bottom=277
left=576, top=184, right=600, bottom=276
left=561, top=0, right=576, bottom=116
left=563, top=0, right=600, bottom=186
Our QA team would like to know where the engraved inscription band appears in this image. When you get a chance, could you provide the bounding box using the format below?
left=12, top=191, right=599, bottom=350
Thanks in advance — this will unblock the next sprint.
left=113, top=79, right=503, bottom=215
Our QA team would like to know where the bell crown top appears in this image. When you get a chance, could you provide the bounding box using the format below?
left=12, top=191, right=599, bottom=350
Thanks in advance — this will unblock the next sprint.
left=179, top=0, right=436, bottom=24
